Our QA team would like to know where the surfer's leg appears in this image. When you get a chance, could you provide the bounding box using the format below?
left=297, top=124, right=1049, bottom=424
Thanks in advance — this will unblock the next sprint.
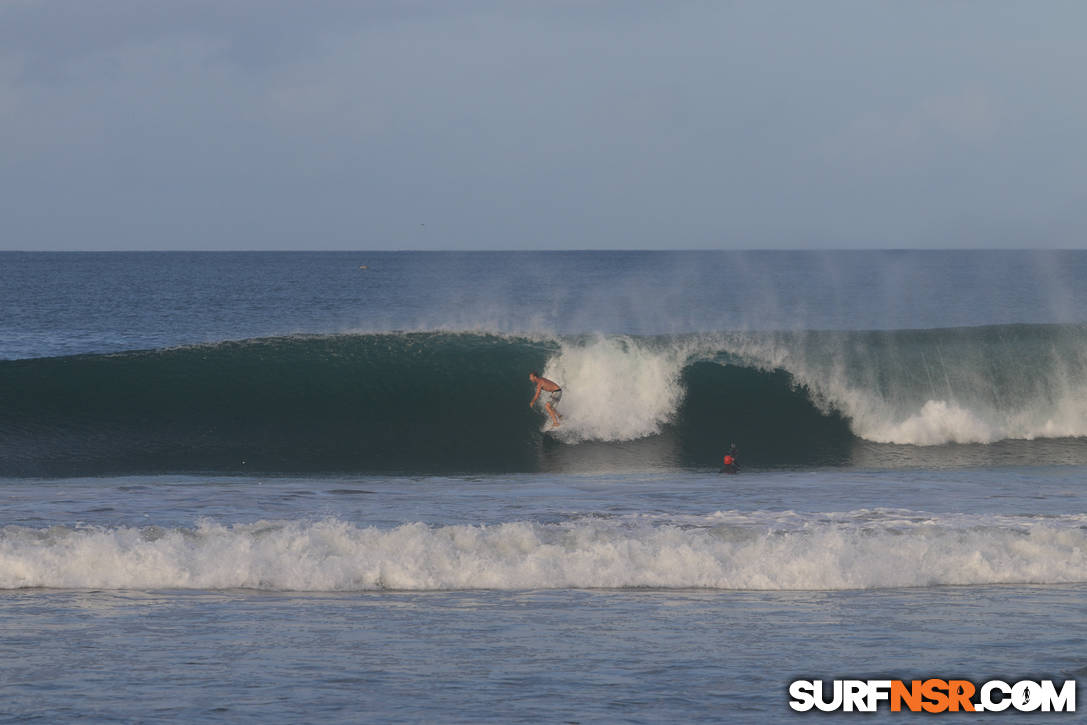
left=545, top=402, right=560, bottom=427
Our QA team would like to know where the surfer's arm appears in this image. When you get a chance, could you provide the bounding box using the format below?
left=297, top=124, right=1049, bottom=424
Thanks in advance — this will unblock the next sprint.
left=529, top=383, right=541, bottom=406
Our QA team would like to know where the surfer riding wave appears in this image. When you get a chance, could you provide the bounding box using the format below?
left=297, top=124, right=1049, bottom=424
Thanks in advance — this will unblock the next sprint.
left=529, top=371, right=562, bottom=428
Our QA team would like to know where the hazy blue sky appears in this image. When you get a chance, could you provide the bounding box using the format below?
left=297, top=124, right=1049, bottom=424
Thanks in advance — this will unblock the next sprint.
left=2, top=1, right=1085, bottom=250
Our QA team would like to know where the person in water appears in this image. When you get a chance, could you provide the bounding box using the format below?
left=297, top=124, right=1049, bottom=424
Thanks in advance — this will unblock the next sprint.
left=528, top=372, right=562, bottom=428
left=720, top=443, right=740, bottom=474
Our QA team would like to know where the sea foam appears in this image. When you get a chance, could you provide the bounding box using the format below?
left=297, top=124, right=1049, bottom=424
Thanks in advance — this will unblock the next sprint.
left=543, top=335, right=686, bottom=443
left=541, top=326, right=1087, bottom=447
left=3, top=511, right=1086, bottom=591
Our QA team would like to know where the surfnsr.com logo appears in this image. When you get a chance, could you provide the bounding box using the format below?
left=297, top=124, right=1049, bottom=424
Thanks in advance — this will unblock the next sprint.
left=789, top=679, right=1076, bottom=713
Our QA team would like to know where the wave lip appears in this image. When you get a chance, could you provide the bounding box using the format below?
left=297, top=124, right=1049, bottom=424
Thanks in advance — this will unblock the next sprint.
left=3, top=512, right=1086, bottom=592
left=541, top=334, right=688, bottom=443
left=4, top=325, right=1087, bottom=475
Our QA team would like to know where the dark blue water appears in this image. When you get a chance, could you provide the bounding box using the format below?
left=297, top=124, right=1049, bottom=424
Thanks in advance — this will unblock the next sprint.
left=2, top=251, right=1085, bottom=722
left=4, top=250, right=1087, bottom=360
left=6, top=251, right=1087, bottom=477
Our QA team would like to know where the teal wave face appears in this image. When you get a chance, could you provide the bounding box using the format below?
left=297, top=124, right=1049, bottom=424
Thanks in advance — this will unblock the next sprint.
left=0, top=333, right=553, bottom=475
left=675, top=361, right=853, bottom=467
left=4, top=326, right=1087, bottom=476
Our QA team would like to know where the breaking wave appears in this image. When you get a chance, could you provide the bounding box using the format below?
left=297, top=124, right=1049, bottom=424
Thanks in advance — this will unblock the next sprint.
left=3, top=511, right=1086, bottom=591
left=3, top=325, right=1087, bottom=475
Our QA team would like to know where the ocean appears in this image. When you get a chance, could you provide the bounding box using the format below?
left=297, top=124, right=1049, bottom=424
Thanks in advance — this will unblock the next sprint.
left=2, top=250, right=1086, bottom=722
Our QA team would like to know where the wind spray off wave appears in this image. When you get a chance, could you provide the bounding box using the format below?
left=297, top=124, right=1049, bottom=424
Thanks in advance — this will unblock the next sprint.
left=3, top=325, right=1087, bottom=475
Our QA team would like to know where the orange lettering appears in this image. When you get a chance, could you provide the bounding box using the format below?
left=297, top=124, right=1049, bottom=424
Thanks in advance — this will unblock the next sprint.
left=891, top=680, right=923, bottom=712
left=947, top=680, right=975, bottom=712
left=921, top=679, right=949, bottom=713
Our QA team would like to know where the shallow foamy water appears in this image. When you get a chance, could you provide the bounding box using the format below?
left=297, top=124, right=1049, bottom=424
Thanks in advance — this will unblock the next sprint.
left=3, top=468, right=1086, bottom=722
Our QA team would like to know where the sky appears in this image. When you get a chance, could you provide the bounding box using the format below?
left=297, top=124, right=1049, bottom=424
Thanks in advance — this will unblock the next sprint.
left=1, top=0, right=1085, bottom=251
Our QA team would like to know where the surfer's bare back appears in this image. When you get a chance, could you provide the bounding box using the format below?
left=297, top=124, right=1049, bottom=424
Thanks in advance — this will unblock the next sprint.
left=528, top=372, right=562, bottom=428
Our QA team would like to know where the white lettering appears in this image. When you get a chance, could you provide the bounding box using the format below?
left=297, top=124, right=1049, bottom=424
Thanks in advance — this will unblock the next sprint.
left=789, top=677, right=1075, bottom=713
left=1013, top=680, right=1042, bottom=712
left=980, top=680, right=1011, bottom=712
left=1040, top=680, right=1076, bottom=712
left=866, top=679, right=892, bottom=711
left=788, top=680, right=815, bottom=712
left=813, top=680, right=843, bottom=712
left=843, top=680, right=867, bottom=712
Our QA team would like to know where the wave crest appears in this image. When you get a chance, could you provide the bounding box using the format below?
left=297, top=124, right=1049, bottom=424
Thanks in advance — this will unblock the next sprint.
left=543, top=335, right=686, bottom=443
left=4, top=325, right=1087, bottom=474
left=5, top=512, right=1087, bottom=591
